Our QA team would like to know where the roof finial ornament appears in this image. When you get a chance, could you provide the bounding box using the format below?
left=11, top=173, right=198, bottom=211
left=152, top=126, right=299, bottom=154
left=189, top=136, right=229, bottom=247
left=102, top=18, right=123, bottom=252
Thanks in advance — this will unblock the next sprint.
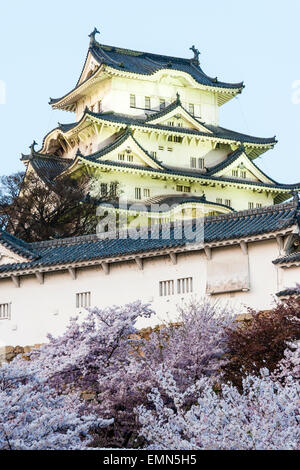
left=88, top=27, right=100, bottom=47
left=190, top=45, right=200, bottom=64
left=29, top=140, right=37, bottom=155
left=176, top=92, right=181, bottom=104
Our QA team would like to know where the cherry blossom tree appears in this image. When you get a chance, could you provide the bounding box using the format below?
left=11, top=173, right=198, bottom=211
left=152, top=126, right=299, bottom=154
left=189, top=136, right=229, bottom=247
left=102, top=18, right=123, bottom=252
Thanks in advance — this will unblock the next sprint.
left=137, top=368, right=300, bottom=450
left=0, top=359, right=112, bottom=450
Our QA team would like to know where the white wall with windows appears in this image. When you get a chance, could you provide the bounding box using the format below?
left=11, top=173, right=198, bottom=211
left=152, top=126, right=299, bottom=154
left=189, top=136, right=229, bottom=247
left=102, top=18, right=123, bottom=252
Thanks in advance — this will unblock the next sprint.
left=0, top=238, right=298, bottom=347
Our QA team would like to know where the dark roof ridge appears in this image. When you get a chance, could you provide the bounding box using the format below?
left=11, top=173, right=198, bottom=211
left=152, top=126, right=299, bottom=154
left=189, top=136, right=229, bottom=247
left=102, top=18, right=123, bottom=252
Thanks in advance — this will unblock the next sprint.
left=0, top=231, right=39, bottom=260
left=27, top=200, right=298, bottom=251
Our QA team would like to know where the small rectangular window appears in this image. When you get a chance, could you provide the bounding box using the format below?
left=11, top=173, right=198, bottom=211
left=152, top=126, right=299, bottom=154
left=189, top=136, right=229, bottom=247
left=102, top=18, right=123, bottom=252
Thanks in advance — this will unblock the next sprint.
left=158, top=146, right=164, bottom=151
left=167, top=121, right=174, bottom=127
left=143, top=188, right=150, bottom=198
left=150, top=151, right=157, bottom=158
left=110, top=182, right=118, bottom=197
left=248, top=202, right=254, bottom=209
left=76, top=292, right=91, bottom=309
left=216, top=198, right=223, bottom=204
left=145, top=96, right=151, bottom=110
left=225, top=199, right=231, bottom=207
left=100, top=183, right=108, bottom=196
left=240, top=171, right=247, bottom=179
left=0, top=303, right=11, bottom=320
left=130, top=94, right=136, bottom=108
left=188, top=104, right=194, bottom=116
left=135, top=188, right=141, bottom=200
left=177, top=277, right=193, bottom=295
left=190, top=157, right=197, bottom=168
left=127, top=155, right=133, bottom=162
left=168, top=135, right=182, bottom=143
left=167, top=147, right=173, bottom=152
left=198, top=158, right=205, bottom=169
left=118, top=153, right=125, bottom=161
left=176, top=185, right=183, bottom=192
left=159, top=280, right=175, bottom=297
left=184, top=186, right=191, bottom=193
left=160, top=99, right=166, bottom=110
left=256, top=203, right=262, bottom=208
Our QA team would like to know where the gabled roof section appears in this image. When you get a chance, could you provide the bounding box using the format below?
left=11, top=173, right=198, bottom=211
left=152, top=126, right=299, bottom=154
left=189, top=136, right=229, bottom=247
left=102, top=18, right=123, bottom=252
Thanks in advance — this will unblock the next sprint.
left=208, top=147, right=277, bottom=185
left=77, top=127, right=165, bottom=170
left=0, top=231, right=39, bottom=262
left=44, top=108, right=277, bottom=158
left=145, top=94, right=212, bottom=133
left=89, top=41, right=244, bottom=91
left=21, top=150, right=73, bottom=184
left=71, top=146, right=300, bottom=194
left=0, top=201, right=298, bottom=275
left=50, top=33, right=244, bottom=110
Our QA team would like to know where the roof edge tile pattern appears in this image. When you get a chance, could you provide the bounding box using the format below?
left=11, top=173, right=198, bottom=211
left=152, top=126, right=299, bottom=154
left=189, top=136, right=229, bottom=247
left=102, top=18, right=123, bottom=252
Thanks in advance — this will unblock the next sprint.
left=0, top=200, right=298, bottom=274
left=50, top=41, right=244, bottom=105
left=0, top=231, right=39, bottom=261
left=273, top=252, right=300, bottom=265
left=276, top=287, right=300, bottom=297
left=55, top=107, right=277, bottom=147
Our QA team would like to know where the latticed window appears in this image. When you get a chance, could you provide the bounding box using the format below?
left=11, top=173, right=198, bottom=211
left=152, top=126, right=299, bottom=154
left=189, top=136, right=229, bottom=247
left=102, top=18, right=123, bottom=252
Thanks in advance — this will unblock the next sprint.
left=158, top=146, right=164, bottom=151
left=118, top=153, right=125, bottom=161
left=110, top=182, right=118, bottom=197
left=240, top=171, right=247, bottom=178
left=100, top=183, right=108, bottom=196
left=167, top=121, right=174, bottom=127
left=0, top=303, right=11, bottom=320
left=145, top=96, right=151, bottom=109
left=150, top=151, right=157, bottom=158
left=135, top=188, right=141, bottom=200
left=130, top=94, right=136, bottom=108
left=249, top=202, right=254, bottom=209
left=168, top=135, right=182, bottom=143
left=256, top=203, right=262, bottom=208
left=159, top=280, right=175, bottom=297
left=127, top=155, right=133, bottom=162
left=177, top=277, right=193, bottom=294
left=216, top=198, right=223, bottom=204
left=198, top=158, right=205, bottom=169
left=76, top=292, right=91, bottom=309
left=225, top=199, right=232, bottom=207
left=143, top=188, right=150, bottom=198
left=190, top=157, right=197, bottom=168
left=232, top=170, right=239, bottom=177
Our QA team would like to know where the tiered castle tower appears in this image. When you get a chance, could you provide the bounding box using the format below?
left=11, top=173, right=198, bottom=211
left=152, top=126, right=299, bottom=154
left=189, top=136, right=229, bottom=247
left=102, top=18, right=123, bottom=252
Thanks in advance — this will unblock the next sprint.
left=22, top=28, right=300, bottom=225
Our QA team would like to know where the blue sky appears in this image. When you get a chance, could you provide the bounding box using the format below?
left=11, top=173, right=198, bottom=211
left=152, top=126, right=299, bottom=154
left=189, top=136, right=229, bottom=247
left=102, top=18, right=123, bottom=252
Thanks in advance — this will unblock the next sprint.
left=1, top=0, right=299, bottom=183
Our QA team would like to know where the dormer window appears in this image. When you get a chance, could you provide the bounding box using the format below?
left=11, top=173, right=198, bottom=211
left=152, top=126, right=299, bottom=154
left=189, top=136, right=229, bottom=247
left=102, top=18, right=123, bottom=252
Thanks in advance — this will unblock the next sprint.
left=130, top=94, right=136, bottom=108
left=145, top=96, right=151, bottom=110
